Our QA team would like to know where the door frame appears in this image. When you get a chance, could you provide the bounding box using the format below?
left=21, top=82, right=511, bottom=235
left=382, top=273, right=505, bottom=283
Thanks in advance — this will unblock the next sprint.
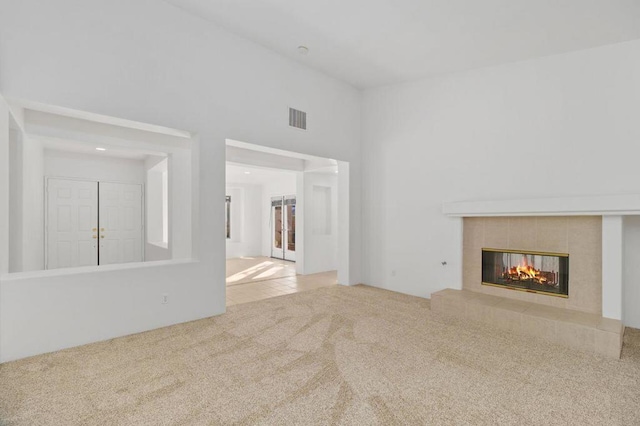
left=283, top=195, right=296, bottom=262
left=44, top=176, right=146, bottom=269
left=269, top=194, right=296, bottom=262
left=270, top=196, right=284, bottom=260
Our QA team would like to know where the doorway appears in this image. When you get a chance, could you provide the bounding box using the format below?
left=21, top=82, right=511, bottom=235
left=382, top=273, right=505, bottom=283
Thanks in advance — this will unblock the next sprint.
left=271, top=195, right=296, bottom=261
left=46, top=177, right=144, bottom=269
left=224, top=138, right=349, bottom=307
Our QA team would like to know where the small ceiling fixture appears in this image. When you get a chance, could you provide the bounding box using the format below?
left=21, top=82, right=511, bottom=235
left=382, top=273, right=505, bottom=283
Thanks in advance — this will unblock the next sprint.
left=244, top=171, right=251, bottom=175
left=96, top=147, right=106, bottom=151
left=297, top=45, right=309, bottom=56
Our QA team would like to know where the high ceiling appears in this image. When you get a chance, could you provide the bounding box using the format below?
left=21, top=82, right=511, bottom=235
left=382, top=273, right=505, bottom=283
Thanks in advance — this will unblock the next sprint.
left=165, top=0, right=640, bottom=88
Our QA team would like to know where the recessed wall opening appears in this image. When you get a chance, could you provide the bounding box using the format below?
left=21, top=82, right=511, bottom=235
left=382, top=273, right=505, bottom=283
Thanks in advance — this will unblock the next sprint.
left=5, top=101, right=195, bottom=274
left=224, top=139, right=349, bottom=306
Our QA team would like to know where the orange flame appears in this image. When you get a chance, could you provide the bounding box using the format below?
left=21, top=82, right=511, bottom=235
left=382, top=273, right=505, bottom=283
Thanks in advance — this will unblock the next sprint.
left=507, top=257, right=548, bottom=284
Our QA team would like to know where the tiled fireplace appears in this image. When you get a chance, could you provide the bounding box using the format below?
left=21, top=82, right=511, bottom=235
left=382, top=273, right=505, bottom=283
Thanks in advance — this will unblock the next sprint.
left=463, top=216, right=601, bottom=314
left=435, top=196, right=634, bottom=358
left=432, top=215, right=624, bottom=358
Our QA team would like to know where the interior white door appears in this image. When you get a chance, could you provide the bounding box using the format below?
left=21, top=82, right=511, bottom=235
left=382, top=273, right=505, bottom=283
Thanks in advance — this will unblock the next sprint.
left=99, top=182, right=144, bottom=265
left=46, top=178, right=98, bottom=269
left=283, top=195, right=296, bottom=261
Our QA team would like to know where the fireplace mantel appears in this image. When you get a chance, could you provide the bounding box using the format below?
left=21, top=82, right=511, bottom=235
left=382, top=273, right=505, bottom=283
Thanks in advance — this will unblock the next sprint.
left=443, top=194, right=640, bottom=217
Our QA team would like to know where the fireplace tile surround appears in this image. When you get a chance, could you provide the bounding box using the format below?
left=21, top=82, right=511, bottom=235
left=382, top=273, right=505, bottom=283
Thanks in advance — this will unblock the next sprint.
left=463, top=216, right=602, bottom=314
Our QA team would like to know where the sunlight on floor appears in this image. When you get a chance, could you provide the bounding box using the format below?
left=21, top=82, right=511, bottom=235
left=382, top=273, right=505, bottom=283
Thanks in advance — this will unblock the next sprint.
left=254, top=266, right=284, bottom=279
left=226, top=261, right=275, bottom=283
left=226, top=257, right=297, bottom=286
left=226, top=270, right=338, bottom=306
left=226, top=257, right=336, bottom=306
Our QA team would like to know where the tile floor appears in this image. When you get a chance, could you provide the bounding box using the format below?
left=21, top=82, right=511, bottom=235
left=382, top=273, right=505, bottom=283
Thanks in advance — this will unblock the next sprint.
left=226, top=256, right=297, bottom=286
left=226, top=263, right=337, bottom=306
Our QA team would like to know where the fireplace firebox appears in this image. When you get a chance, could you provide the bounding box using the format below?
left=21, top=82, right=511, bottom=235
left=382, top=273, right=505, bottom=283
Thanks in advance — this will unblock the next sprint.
left=482, top=248, right=569, bottom=297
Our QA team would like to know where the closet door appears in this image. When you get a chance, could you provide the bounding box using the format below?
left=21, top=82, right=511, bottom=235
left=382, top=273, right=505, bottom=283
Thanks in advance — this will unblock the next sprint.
left=46, top=178, right=98, bottom=269
left=99, top=182, right=144, bottom=265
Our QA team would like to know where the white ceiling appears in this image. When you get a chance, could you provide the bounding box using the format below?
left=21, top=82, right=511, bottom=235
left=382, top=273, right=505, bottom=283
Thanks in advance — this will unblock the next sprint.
left=226, top=163, right=297, bottom=185
left=226, top=162, right=338, bottom=185
left=40, top=138, right=156, bottom=161
left=166, top=0, right=640, bottom=88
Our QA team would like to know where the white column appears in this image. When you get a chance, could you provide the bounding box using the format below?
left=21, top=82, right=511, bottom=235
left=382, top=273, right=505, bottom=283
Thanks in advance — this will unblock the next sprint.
left=602, top=215, right=624, bottom=320
left=0, top=97, right=10, bottom=275
left=337, top=161, right=350, bottom=285
left=623, top=216, right=640, bottom=328
left=295, top=171, right=305, bottom=275
left=450, top=217, right=464, bottom=290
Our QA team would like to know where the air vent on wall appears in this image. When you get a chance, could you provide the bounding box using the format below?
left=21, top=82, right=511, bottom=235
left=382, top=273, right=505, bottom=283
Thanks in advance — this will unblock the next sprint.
left=289, top=107, right=307, bottom=130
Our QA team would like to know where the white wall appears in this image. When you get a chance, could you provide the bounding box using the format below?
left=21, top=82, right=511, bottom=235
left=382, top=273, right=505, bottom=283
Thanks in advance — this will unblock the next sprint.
left=21, top=137, right=44, bottom=271
left=145, top=243, right=171, bottom=262
left=0, top=0, right=361, bottom=362
left=301, top=172, right=338, bottom=274
left=623, top=216, right=640, bottom=328
left=146, top=162, right=165, bottom=243
left=44, top=150, right=146, bottom=184
left=8, top=128, right=23, bottom=272
left=337, top=161, right=350, bottom=286
left=0, top=99, right=10, bottom=275
left=0, top=100, right=13, bottom=361
left=6, top=106, right=45, bottom=273
left=163, top=151, right=192, bottom=261
left=362, top=39, right=640, bottom=300
left=145, top=156, right=171, bottom=261
left=225, top=184, right=263, bottom=258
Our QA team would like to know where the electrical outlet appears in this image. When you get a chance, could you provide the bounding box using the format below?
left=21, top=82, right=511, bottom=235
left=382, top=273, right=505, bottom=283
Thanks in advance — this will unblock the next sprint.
left=162, top=293, right=168, bottom=304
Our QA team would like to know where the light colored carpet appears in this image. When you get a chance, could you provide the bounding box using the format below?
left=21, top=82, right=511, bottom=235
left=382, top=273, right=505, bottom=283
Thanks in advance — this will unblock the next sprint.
left=226, top=257, right=296, bottom=286
left=1, top=285, right=639, bottom=425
